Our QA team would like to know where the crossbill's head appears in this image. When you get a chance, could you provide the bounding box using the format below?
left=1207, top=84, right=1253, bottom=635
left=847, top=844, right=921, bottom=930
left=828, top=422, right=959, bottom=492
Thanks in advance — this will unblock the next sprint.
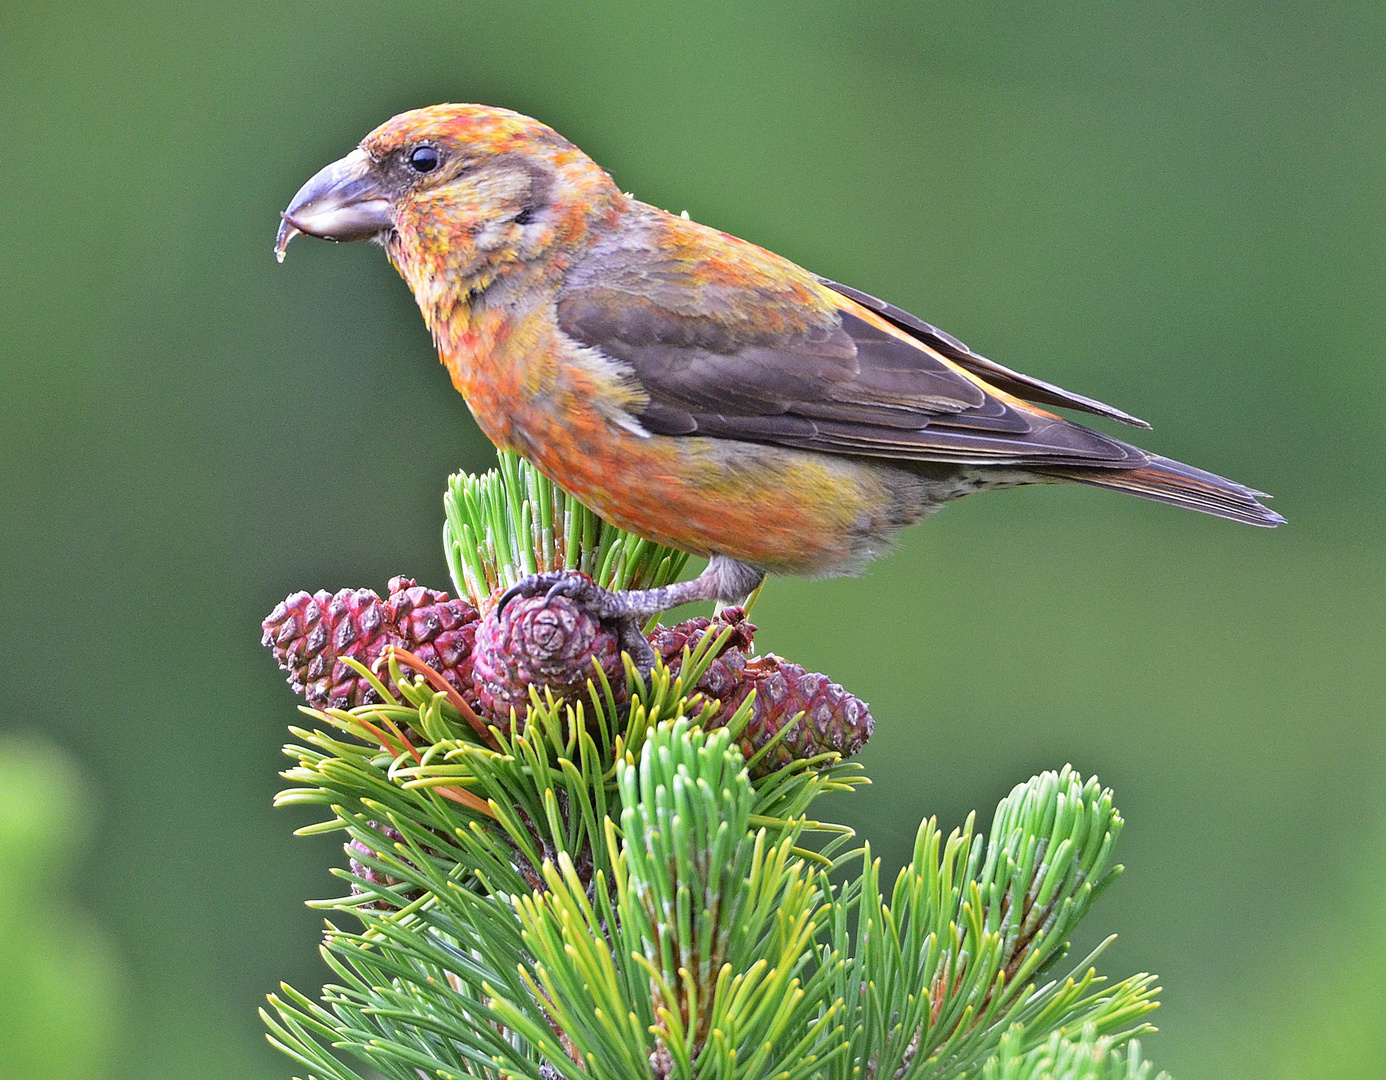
left=275, top=104, right=620, bottom=295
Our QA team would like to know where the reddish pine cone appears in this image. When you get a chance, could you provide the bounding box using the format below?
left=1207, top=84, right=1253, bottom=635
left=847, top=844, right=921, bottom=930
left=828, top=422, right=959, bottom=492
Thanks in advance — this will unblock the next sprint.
left=262, top=579, right=478, bottom=710
left=471, top=591, right=623, bottom=731
left=649, top=611, right=870, bottom=777
left=722, top=657, right=874, bottom=777
left=648, top=608, right=756, bottom=699
left=383, top=577, right=480, bottom=706
left=262, top=587, right=395, bottom=709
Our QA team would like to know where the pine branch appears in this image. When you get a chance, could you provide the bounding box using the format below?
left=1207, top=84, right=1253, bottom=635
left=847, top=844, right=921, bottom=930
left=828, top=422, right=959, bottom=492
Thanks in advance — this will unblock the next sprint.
left=825, top=767, right=1155, bottom=1080
left=266, top=717, right=848, bottom=1080
left=444, top=451, right=691, bottom=610
left=267, top=725, right=1157, bottom=1080
left=981, top=1027, right=1169, bottom=1080
left=261, top=448, right=1172, bottom=1080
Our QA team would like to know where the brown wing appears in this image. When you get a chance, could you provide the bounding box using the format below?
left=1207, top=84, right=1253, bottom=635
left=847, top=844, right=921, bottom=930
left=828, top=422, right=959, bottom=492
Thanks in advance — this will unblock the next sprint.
left=557, top=210, right=1149, bottom=469
left=818, top=279, right=1152, bottom=429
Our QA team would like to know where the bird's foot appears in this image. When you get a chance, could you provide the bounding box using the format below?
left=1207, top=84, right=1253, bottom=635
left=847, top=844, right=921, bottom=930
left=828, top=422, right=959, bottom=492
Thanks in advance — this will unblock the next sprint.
left=497, top=558, right=765, bottom=679
left=497, top=571, right=672, bottom=623
left=498, top=572, right=662, bottom=674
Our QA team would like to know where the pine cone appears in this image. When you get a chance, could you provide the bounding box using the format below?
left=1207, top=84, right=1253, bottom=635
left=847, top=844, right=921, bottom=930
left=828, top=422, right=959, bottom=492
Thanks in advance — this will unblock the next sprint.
left=648, top=607, right=756, bottom=698
left=650, top=610, right=871, bottom=777
left=262, top=588, right=396, bottom=709
left=723, top=657, right=874, bottom=777
left=383, top=577, right=479, bottom=705
left=262, top=579, right=479, bottom=710
left=471, top=591, right=623, bottom=731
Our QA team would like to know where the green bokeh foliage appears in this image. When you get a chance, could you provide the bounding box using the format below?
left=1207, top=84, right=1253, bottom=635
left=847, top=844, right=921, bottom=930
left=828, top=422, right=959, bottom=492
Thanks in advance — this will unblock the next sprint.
left=0, top=739, right=120, bottom=1080
left=1, top=2, right=1382, bottom=1078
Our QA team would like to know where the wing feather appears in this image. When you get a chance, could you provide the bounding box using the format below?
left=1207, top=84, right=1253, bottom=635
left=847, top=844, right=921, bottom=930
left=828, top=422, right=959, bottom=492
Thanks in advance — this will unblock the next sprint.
left=819, top=278, right=1152, bottom=428
left=558, top=206, right=1150, bottom=469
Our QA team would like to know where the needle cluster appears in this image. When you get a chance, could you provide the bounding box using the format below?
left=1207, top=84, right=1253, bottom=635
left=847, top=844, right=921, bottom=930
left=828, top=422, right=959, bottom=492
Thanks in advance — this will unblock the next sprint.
left=259, top=452, right=1170, bottom=1080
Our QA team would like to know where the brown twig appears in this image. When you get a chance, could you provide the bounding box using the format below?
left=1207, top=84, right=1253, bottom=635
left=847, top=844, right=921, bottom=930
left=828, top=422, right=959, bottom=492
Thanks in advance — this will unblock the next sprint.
left=356, top=714, right=496, bottom=819
left=357, top=716, right=409, bottom=760
left=390, top=646, right=501, bottom=750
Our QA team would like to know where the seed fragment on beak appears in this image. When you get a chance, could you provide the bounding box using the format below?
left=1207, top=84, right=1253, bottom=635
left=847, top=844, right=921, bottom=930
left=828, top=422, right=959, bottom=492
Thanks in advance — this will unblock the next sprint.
left=273, top=148, right=393, bottom=261
left=274, top=216, right=303, bottom=263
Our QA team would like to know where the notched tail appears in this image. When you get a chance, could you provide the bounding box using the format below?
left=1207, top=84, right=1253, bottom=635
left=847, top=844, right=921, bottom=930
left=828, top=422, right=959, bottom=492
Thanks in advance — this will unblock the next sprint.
left=1044, top=455, right=1285, bottom=528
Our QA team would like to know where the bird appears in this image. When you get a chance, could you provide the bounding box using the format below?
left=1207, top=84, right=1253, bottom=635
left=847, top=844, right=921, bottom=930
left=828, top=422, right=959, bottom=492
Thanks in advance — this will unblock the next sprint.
left=275, top=103, right=1281, bottom=662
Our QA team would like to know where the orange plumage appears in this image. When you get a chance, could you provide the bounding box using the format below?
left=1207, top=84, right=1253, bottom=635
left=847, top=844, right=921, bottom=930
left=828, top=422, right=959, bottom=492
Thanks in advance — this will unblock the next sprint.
left=276, top=103, right=1280, bottom=643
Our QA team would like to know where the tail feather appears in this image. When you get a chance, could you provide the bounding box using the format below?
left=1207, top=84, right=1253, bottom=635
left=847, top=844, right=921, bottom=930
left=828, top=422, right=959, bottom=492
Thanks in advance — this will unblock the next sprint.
left=1044, top=455, right=1285, bottom=528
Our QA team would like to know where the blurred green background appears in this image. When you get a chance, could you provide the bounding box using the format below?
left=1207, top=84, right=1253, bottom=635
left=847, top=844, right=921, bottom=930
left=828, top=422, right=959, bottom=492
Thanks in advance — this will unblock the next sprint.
left=3, top=1, right=1383, bottom=1076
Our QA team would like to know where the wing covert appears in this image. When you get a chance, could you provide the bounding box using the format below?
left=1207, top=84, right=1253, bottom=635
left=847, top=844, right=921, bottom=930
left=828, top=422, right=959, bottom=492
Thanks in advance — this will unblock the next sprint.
left=818, top=278, right=1151, bottom=429
left=557, top=205, right=1148, bottom=469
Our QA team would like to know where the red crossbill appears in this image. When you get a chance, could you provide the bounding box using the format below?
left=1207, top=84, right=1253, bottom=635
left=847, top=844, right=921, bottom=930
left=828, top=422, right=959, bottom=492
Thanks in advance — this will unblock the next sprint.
left=276, top=104, right=1280, bottom=659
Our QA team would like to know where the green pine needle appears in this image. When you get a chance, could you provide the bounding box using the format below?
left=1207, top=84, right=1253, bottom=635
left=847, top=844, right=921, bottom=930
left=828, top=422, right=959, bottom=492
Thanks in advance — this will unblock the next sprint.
left=443, top=449, right=691, bottom=609
left=262, top=453, right=1172, bottom=1080
left=982, top=1026, right=1170, bottom=1080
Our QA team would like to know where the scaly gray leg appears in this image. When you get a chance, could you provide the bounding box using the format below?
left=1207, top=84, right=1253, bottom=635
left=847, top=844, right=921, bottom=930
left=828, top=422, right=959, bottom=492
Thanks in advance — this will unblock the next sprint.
left=498, top=555, right=765, bottom=674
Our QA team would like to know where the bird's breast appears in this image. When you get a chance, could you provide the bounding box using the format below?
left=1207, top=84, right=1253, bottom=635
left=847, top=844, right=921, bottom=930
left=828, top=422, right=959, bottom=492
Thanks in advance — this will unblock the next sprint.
left=435, top=305, right=635, bottom=450
left=435, top=304, right=913, bottom=576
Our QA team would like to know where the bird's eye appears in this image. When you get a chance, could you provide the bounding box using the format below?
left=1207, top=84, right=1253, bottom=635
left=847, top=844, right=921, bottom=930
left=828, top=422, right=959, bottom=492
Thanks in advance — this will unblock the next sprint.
left=407, top=146, right=440, bottom=173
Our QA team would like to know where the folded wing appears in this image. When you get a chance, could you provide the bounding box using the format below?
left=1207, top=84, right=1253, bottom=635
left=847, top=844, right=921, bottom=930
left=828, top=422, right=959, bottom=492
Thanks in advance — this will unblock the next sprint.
left=818, top=279, right=1152, bottom=429
left=558, top=210, right=1149, bottom=470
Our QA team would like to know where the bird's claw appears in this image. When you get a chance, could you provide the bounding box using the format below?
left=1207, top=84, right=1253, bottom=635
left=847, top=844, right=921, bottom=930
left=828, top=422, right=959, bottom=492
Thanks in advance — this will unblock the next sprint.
left=499, top=571, right=658, bottom=621
left=496, top=571, right=595, bottom=615
left=497, top=571, right=659, bottom=674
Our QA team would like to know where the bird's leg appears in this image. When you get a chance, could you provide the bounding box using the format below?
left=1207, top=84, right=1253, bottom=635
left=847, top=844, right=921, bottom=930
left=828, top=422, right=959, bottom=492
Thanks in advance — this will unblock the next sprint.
left=498, top=555, right=765, bottom=674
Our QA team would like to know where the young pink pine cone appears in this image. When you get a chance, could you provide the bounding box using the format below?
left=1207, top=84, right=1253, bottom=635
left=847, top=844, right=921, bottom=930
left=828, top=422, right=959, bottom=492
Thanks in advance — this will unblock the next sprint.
left=720, top=656, right=874, bottom=777
left=383, top=576, right=480, bottom=703
left=649, top=608, right=872, bottom=777
left=471, top=590, right=624, bottom=732
left=647, top=607, right=756, bottom=698
left=262, top=579, right=478, bottom=710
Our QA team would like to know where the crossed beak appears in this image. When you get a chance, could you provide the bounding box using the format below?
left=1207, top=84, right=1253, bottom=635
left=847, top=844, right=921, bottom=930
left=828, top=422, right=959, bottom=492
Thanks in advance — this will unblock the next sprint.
left=274, top=148, right=394, bottom=262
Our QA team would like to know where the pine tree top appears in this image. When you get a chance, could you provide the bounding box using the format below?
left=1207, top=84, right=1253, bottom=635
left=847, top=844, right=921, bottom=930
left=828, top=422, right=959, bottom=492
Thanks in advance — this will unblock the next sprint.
left=260, top=450, right=1168, bottom=1080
